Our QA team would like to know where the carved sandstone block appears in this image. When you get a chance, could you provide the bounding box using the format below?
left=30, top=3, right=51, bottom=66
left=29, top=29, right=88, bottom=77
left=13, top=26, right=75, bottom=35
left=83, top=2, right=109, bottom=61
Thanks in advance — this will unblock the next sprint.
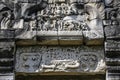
left=105, top=25, right=120, bottom=39
left=16, top=31, right=36, bottom=39
left=0, top=42, right=15, bottom=54
left=58, top=31, right=83, bottom=45
left=0, top=30, right=15, bottom=39
left=105, top=40, right=120, bottom=52
left=37, top=31, right=58, bottom=45
left=15, top=46, right=105, bottom=73
left=0, top=75, right=14, bottom=80
left=83, top=30, right=104, bottom=45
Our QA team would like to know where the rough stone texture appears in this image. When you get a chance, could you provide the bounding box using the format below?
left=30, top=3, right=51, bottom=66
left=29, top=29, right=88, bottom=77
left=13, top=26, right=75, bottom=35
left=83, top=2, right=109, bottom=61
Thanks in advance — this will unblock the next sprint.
left=15, top=46, right=105, bottom=73
left=0, top=75, right=14, bottom=80
left=104, top=0, right=120, bottom=79
left=1, top=0, right=120, bottom=80
left=0, top=0, right=105, bottom=45
left=0, top=42, right=15, bottom=80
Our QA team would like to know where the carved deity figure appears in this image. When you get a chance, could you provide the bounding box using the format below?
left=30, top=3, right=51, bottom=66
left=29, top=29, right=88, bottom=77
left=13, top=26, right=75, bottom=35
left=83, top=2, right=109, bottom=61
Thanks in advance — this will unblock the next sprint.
left=43, top=19, right=51, bottom=30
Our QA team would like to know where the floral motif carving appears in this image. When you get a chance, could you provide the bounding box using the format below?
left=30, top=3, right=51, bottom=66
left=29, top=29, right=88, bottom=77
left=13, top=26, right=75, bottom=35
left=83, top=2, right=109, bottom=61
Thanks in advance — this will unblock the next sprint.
left=16, top=46, right=105, bottom=73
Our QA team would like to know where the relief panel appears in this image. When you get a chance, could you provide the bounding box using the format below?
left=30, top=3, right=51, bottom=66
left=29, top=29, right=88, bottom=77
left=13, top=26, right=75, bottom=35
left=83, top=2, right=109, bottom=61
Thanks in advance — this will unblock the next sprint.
left=16, top=46, right=105, bottom=73
left=0, top=0, right=105, bottom=45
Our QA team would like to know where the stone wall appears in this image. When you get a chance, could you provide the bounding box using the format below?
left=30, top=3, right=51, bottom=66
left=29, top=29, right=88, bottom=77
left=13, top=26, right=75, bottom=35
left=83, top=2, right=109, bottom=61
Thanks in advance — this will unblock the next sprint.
left=0, top=0, right=119, bottom=80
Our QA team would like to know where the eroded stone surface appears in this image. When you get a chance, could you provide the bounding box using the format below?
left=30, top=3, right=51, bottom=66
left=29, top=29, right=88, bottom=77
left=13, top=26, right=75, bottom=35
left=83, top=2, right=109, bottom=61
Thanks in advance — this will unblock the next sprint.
left=0, top=0, right=105, bottom=45
left=0, top=0, right=110, bottom=79
left=16, top=46, right=105, bottom=73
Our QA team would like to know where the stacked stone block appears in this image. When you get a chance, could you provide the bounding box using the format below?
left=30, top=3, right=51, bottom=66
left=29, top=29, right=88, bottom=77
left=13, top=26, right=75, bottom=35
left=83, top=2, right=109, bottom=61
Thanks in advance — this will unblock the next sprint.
left=104, top=0, right=120, bottom=80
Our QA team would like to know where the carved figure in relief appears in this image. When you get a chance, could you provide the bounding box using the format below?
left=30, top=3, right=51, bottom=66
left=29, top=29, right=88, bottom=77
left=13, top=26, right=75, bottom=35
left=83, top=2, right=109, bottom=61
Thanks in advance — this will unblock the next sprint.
left=95, top=59, right=106, bottom=72
left=16, top=47, right=105, bottom=72
left=0, top=43, right=14, bottom=52
left=0, top=1, right=14, bottom=29
left=13, top=0, right=48, bottom=29
left=62, top=20, right=80, bottom=31
left=39, top=60, right=80, bottom=72
left=61, top=3, right=88, bottom=31
left=0, top=0, right=48, bottom=32
left=43, top=19, right=57, bottom=31
left=55, top=6, right=62, bottom=17
left=43, top=19, right=51, bottom=30
left=36, top=0, right=104, bottom=32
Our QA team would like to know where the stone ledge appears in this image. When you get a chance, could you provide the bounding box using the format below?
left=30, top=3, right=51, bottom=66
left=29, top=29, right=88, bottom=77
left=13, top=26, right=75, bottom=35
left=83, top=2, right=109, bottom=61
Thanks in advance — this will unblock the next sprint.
left=15, top=72, right=105, bottom=76
left=0, top=30, right=15, bottom=39
left=105, top=40, right=120, bottom=51
left=83, top=30, right=104, bottom=45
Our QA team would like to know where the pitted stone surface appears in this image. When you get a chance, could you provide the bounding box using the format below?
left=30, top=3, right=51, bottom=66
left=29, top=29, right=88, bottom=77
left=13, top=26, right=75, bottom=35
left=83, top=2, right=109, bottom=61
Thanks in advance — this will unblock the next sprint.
left=15, top=46, right=105, bottom=73
left=1, top=0, right=120, bottom=80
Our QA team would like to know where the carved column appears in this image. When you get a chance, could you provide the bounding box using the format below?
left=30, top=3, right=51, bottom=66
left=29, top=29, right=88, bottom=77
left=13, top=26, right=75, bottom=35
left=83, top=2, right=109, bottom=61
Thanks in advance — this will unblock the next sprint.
left=104, top=0, right=120, bottom=80
left=0, top=41, right=15, bottom=80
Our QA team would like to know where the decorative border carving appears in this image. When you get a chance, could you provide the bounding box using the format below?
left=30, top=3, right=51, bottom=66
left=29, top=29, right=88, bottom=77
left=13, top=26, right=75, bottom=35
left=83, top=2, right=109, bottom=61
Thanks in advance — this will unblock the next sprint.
left=16, top=46, right=105, bottom=73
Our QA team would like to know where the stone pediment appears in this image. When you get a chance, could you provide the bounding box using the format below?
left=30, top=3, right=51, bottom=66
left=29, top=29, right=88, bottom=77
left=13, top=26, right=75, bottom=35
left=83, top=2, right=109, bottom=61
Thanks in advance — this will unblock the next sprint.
left=0, top=0, right=104, bottom=45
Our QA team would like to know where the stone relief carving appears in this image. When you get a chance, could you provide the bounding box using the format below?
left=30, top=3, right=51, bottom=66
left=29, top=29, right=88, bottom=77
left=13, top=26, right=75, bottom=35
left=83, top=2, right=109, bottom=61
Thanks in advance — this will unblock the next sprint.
left=79, top=54, right=98, bottom=71
left=36, top=0, right=104, bottom=45
left=18, top=53, right=42, bottom=72
left=39, top=60, right=80, bottom=72
left=105, top=40, right=120, bottom=51
left=13, top=0, right=48, bottom=38
left=0, top=0, right=107, bottom=78
left=82, top=3, right=104, bottom=45
left=105, top=0, right=120, bottom=7
left=95, top=59, right=106, bottom=72
left=0, top=0, right=105, bottom=45
left=0, top=0, right=48, bottom=38
left=0, top=1, right=14, bottom=29
left=0, top=42, right=15, bottom=54
left=37, top=1, right=104, bottom=31
left=16, top=46, right=105, bottom=73
left=105, top=3, right=120, bottom=38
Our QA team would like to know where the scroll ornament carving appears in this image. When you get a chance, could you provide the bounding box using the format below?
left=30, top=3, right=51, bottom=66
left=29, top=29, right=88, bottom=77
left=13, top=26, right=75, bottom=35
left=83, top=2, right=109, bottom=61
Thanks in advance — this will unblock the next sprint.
left=0, top=0, right=48, bottom=36
left=0, top=0, right=104, bottom=41
left=80, top=54, right=98, bottom=71
left=83, top=3, right=104, bottom=40
left=16, top=47, right=105, bottom=73
left=0, top=2, right=14, bottom=29
left=38, top=2, right=104, bottom=31
left=39, top=60, right=80, bottom=72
